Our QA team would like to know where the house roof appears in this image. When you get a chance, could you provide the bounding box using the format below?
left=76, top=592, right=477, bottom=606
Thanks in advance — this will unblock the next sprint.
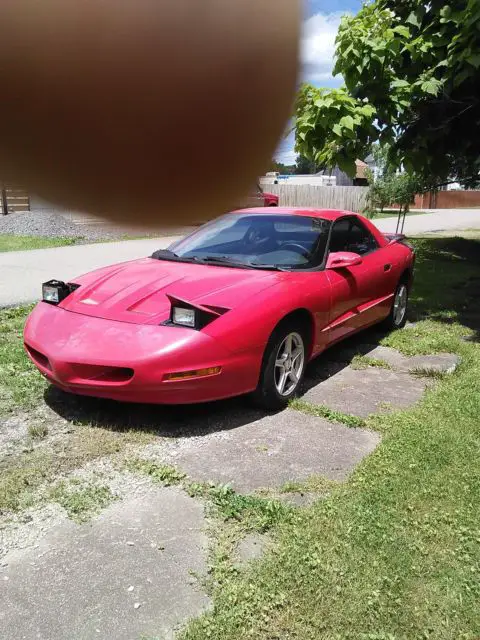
left=355, top=159, right=368, bottom=180
left=316, top=159, right=368, bottom=181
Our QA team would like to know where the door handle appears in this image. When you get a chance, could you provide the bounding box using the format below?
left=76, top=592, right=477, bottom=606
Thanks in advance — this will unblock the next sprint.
left=384, top=263, right=392, bottom=272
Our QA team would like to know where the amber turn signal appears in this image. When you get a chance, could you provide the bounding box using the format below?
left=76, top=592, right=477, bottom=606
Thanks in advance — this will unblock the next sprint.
left=164, top=366, right=222, bottom=381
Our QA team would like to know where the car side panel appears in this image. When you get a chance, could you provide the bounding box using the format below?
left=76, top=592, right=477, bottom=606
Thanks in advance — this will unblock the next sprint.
left=204, top=272, right=333, bottom=358
left=324, top=243, right=412, bottom=343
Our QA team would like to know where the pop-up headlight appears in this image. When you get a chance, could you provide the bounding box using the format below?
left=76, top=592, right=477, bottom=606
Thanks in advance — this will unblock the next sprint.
left=172, top=307, right=196, bottom=328
left=42, top=280, right=79, bottom=305
left=166, top=294, right=230, bottom=330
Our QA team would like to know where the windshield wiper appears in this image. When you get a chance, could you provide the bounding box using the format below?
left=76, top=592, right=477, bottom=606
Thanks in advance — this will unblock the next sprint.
left=151, top=249, right=180, bottom=261
left=195, top=256, right=250, bottom=269
left=198, top=255, right=235, bottom=263
left=199, top=256, right=286, bottom=271
left=248, top=263, right=286, bottom=271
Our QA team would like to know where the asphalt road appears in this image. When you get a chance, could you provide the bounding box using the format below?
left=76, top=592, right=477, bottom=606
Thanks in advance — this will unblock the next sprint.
left=375, top=207, right=480, bottom=234
left=1, top=208, right=479, bottom=307
left=0, top=236, right=180, bottom=307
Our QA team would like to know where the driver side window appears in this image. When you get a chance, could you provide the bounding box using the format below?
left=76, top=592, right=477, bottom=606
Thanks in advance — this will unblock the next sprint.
left=329, top=218, right=378, bottom=256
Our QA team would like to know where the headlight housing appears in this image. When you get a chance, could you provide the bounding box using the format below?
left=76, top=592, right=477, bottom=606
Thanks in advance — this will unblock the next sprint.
left=172, top=306, right=196, bottom=328
left=42, top=280, right=79, bottom=305
left=166, top=295, right=229, bottom=330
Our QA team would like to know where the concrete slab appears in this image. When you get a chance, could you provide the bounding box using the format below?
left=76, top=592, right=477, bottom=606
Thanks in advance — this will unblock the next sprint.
left=278, top=492, right=320, bottom=508
left=237, top=533, right=269, bottom=563
left=303, top=366, right=428, bottom=418
left=0, top=486, right=210, bottom=640
left=406, top=353, right=461, bottom=374
left=322, top=344, right=460, bottom=375
left=163, top=409, right=380, bottom=491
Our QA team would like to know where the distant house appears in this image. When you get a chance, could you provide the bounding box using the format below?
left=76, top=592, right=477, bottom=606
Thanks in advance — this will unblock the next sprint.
left=261, top=159, right=369, bottom=187
left=318, top=160, right=369, bottom=187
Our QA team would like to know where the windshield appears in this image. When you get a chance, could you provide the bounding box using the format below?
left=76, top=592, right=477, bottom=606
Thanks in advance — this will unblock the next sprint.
left=168, top=214, right=331, bottom=270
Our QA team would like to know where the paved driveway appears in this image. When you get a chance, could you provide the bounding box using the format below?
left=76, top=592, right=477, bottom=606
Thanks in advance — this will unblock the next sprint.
left=376, top=207, right=480, bottom=234
left=0, top=235, right=181, bottom=307
left=1, top=208, right=479, bottom=307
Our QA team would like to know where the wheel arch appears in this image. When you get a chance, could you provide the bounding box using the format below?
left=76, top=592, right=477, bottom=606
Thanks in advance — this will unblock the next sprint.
left=399, top=267, right=413, bottom=289
left=269, top=308, right=315, bottom=359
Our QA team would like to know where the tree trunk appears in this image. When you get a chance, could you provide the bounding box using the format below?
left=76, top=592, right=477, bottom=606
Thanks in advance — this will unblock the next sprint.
left=395, top=206, right=403, bottom=234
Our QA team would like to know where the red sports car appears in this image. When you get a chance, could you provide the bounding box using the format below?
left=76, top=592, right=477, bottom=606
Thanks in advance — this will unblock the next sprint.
left=24, top=208, right=415, bottom=410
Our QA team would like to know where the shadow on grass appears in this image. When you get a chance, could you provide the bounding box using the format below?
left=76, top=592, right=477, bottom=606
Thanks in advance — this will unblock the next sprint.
left=407, top=235, right=480, bottom=340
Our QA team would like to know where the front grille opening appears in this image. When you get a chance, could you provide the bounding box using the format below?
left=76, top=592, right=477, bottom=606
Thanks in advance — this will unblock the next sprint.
left=25, top=343, right=51, bottom=371
left=70, top=363, right=134, bottom=383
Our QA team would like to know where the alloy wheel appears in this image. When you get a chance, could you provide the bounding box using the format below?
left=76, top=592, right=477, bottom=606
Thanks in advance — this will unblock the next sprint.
left=274, top=332, right=305, bottom=396
left=393, top=284, right=408, bottom=326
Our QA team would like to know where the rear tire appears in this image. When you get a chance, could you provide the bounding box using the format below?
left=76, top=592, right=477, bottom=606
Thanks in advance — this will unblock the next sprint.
left=383, top=280, right=409, bottom=330
left=252, top=321, right=306, bottom=411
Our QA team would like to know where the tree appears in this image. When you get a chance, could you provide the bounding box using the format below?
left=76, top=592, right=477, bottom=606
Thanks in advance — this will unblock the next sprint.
left=365, top=169, right=392, bottom=213
left=295, top=0, right=480, bottom=187
left=269, top=160, right=295, bottom=174
left=295, top=154, right=317, bottom=175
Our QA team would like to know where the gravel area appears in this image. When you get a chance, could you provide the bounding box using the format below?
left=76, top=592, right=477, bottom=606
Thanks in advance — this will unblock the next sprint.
left=0, top=211, right=86, bottom=239
left=0, top=211, right=185, bottom=242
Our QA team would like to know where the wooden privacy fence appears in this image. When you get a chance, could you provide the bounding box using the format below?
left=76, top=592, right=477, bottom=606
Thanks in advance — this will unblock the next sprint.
left=0, top=186, right=30, bottom=214
left=268, top=184, right=368, bottom=213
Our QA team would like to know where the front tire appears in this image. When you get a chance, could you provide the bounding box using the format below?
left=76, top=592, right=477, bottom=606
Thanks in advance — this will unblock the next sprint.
left=384, top=280, right=409, bottom=330
left=252, top=322, right=306, bottom=411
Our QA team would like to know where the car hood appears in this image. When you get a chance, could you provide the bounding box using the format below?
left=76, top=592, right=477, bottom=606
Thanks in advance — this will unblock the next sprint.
left=60, top=257, right=279, bottom=324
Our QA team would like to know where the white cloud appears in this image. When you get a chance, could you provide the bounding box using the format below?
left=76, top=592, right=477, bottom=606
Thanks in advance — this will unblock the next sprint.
left=301, top=12, right=345, bottom=83
left=274, top=11, right=348, bottom=164
left=276, top=150, right=297, bottom=165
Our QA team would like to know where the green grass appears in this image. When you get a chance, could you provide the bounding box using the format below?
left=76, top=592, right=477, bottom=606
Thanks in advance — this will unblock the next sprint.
left=125, top=458, right=186, bottom=486
left=374, top=209, right=427, bottom=219
left=28, top=423, right=49, bottom=439
left=0, top=234, right=78, bottom=252
left=351, top=354, right=392, bottom=370
left=291, top=398, right=367, bottom=428
left=207, top=485, right=292, bottom=533
left=125, top=458, right=291, bottom=534
left=409, top=366, right=447, bottom=380
left=0, top=426, right=152, bottom=514
left=180, top=233, right=480, bottom=640
left=364, top=209, right=427, bottom=220
left=50, top=479, right=116, bottom=522
left=280, top=474, right=339, bottom=495
left=0, top=305, right=48, bottom=415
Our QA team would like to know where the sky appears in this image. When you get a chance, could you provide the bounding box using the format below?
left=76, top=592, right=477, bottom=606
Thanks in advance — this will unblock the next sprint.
left=275, top=0, right=362, bottom=165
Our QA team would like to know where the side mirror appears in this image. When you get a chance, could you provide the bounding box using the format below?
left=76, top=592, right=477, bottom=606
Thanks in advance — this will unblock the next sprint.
left=326, top=251, right=363, bottom=270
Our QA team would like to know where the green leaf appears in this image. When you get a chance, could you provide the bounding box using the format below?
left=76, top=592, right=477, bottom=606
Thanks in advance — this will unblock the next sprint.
left=392, top=26, right=411, bottom=39
left=391, top=79, right=410, bottom=89
left=359, top=104, right=376, bottom=118
left=421, top=79, right=442, bottom=96
left=440, top=5, right=452, bottom=19
left=333, top=124, right=343, bottom=137
left=337, top=155, right=356, bottom=176
left=406, top=12, right=421, bottom=28
left=467, top=53, right=480, bottom=68
left=339, top=115, right=355, bottom=131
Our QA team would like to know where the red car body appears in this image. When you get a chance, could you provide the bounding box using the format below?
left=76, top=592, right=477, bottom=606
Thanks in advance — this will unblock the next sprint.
left=24, top=208, right=414, bottom=405
left=262, top=191, right=279, bottom=206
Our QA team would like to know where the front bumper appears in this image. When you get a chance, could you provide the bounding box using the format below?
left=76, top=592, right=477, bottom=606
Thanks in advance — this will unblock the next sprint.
left=24, top=303, right=261, bottom=404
